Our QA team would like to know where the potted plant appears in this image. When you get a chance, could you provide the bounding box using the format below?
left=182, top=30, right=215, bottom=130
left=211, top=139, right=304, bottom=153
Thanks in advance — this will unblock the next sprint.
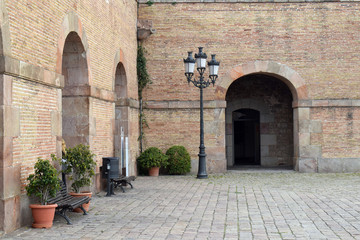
left=56, top=144, right=96, bottom=212
left=166, top=145, right=191, bottom=175
left=137, top=147, right=168, bottom=176
left=26, top=158, right=60, bottom=228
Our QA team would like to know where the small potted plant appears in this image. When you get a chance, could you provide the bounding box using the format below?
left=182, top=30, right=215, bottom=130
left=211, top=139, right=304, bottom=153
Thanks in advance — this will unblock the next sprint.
left=55, top=144, right=96, bottom=212
left=137, top=147, right=168, bottom=176
left=166, top=145, right=191, bottom=175
left=26, top=158, right=60, bottom=228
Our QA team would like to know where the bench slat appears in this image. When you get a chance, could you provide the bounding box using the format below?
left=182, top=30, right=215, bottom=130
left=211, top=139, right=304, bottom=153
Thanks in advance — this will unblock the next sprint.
left=48, top=181, right=91, bottom=210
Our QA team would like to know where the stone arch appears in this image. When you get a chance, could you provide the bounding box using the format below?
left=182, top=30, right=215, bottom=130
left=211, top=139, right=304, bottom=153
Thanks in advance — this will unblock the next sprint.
left=56, top=11, right=92, bottom=84
left=217, top=61, right=308, bottom=104
left=225, top=74, right=294, bottom=168
left=112, top=49, right=127, bottom=94
left=113, top=49, right=129, bottom=162
left=222, top=61, right=307, bottom=171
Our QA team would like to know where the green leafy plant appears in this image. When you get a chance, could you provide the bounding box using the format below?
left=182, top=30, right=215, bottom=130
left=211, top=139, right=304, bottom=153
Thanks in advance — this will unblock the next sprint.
left=166, top=146, right=191, bottom=175
left=55, top=144, right=96, bottom=193
left=137, top=147, right=168, bottom=170
left=137, top=45, right=151, bottom=98
left=137, top=45, right=152, bottom=152
left=26, top=158, right=60, bottom=205
left=146, top=0, right=154, bottom=6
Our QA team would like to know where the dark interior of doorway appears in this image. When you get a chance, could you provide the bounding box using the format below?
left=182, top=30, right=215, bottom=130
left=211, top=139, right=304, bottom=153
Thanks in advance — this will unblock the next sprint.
left=233, top=109, right=260, bottom=165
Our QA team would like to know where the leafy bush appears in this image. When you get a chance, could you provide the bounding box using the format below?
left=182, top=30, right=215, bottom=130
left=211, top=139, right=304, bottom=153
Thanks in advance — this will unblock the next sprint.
left=137, top=147, right=168, bottom=170
left=54, top=144, right=96, bottom=193
left=166, top=146, right=191, bottom=175
left=26, top=158, right=60, bottom=205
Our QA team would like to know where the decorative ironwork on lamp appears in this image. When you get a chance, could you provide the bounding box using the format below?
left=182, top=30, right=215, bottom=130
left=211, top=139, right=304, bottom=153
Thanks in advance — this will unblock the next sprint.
left=183, top=47, right=220, bottom=179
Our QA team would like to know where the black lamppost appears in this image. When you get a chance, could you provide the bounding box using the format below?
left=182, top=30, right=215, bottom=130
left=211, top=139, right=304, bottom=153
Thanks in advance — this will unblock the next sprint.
left=183, top=47, right=220, bottom=179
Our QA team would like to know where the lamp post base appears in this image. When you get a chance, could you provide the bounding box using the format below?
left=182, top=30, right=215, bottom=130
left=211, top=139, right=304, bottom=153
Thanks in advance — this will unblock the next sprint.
left=197, top=174, right=208, bottom=179
left=197, top=152, right=208, bottom=179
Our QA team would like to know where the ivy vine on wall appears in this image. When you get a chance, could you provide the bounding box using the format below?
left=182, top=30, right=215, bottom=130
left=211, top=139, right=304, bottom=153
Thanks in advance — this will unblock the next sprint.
left=137, top=45, right=152, bottom=152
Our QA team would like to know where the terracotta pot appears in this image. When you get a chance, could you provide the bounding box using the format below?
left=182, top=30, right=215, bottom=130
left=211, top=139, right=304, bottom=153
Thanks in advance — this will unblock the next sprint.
left=69, top=191, right=92, bottom=213
left=148, top=167, right=160, bottom=176
left=29, top=204, right=57, bottom=228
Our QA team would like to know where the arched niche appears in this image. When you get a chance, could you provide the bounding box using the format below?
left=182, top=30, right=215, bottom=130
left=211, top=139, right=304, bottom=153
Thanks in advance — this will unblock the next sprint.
left=114, top=61, right=129, bottom=161
left=61, top=31, right=90, bottom=147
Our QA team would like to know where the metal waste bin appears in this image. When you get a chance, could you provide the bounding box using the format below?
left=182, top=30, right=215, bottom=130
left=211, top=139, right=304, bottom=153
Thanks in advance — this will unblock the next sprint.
left=101, top=157, right=119, bottom=179
left=102, top=157, right=119, bottom=196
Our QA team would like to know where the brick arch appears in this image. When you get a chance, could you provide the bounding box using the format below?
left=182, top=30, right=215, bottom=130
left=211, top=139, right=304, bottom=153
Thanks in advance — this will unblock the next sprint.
left=216, top=61, right=307, bottom=103
left=56, top=11, right=92, bottom=83
left=112, top=49, right=130, bottom=162
left=112, top=49, right=127, bottom=94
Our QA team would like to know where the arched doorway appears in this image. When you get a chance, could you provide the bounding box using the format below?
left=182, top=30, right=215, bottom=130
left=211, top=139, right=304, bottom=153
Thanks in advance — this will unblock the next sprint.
left=226, top=74, right=293, bottom=168
left=61, top=31, right=90, bottom=147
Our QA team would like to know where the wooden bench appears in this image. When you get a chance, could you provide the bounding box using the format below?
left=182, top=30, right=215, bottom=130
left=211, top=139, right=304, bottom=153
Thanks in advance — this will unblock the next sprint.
left=111, top=175, right=136, bottom=193
left=48, top=181, right=91, bottom=225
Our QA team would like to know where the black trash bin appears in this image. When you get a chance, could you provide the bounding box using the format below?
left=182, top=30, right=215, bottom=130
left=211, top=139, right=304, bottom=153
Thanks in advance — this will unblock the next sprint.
left=102, top=157, right=120, bottom=178
left=102, top=157, right=120, bottom=196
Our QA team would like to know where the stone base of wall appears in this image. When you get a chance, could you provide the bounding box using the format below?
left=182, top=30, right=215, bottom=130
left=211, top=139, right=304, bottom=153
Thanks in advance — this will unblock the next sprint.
left=318, top=158, right=360, bottom=173
left=298, top=158, right=360, bottom=173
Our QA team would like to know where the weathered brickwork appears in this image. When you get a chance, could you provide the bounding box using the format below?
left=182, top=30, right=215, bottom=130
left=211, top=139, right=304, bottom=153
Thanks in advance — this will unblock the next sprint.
left=91, top=99, right=114, bottom=168
left=139, top=1, right=360, bottom=173
left=0, top=0, right=139, bottom=233
left=143, top=108, right=200, bottom=153
left=12, top=78, right=58, bottom=191
left=311, top=107, right=360, bottom=158
left=5, top=0, right=138, bottom=94
left=144, top=102, right=226, bottom=173
left=140, top=2, right=360, bottom=100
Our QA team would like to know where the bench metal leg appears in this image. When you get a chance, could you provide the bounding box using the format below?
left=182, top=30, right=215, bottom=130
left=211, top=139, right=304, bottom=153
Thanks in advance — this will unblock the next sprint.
left=56, top=210, right=72, bottom=225
left=79, top=206, right=88, bottom=215
left=119, top=185, right=125, bottom=193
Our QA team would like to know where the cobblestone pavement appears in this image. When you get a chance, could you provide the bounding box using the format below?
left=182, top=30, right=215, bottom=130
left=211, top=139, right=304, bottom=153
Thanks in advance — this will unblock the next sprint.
left=3, top=170, right=360, bottom=239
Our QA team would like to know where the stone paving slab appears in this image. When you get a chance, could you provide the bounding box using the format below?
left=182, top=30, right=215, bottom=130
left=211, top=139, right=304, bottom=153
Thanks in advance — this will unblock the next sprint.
left=2, top=171, right=360, bottom=239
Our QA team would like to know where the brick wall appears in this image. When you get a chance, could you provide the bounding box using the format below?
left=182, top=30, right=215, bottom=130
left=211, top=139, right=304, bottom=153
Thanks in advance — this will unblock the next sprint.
left=0, top=0, right=139, bottom=233
left=311, top=107, right=360, bottom=158
left=139, top=2, right=360, bottom=101
left=5, top=0, right=138, bottom=93
left=91, top=99, right=114, bottom=169
left=5, top=0, right=138, bottom=183
left=139, top=1, right=360, bottom=173
left=12, top=78, right=58, bottom=192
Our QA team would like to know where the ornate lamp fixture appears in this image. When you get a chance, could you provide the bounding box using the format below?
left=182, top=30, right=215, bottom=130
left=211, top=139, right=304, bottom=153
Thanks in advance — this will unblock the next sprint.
left=183, top=47, right=220, bottom=179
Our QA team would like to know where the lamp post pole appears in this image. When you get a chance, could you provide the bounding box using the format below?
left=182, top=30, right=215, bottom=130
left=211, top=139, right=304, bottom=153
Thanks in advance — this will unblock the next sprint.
left=184, top=47, right=220, bottom=179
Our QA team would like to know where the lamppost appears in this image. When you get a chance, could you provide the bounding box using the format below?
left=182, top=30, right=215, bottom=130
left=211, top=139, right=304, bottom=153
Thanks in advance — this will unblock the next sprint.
left=183, top=47, right=220, bottom=179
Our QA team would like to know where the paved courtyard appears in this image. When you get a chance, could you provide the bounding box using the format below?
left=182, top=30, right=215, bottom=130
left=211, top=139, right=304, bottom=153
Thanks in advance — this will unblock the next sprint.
left=2, top=170, right=360, bottom=239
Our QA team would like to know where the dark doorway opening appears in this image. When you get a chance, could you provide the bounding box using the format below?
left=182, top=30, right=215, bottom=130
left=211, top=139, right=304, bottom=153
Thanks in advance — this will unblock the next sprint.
left=233, top=109, right=260, bottom=165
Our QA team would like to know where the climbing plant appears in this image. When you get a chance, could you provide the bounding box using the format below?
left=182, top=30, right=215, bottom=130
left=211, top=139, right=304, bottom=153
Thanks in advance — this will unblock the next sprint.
left=137, top=45, right=151, bottom=99
left=137, top=45, right=152, bottom=152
